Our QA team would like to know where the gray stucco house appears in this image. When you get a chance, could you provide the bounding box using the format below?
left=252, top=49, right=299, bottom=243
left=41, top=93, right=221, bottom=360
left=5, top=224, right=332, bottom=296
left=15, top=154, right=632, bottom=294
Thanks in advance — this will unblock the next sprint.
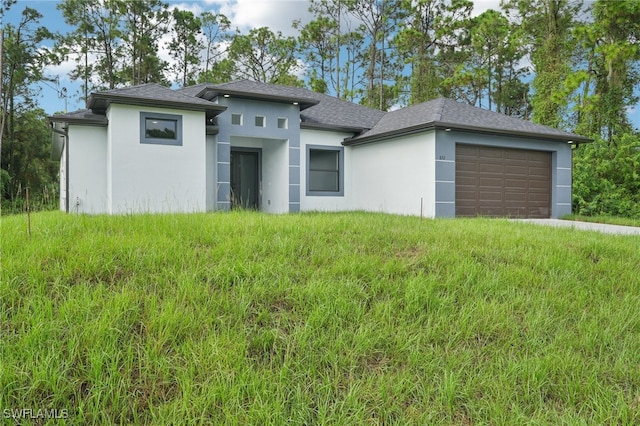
left=50, top=79, right=591, bottom=218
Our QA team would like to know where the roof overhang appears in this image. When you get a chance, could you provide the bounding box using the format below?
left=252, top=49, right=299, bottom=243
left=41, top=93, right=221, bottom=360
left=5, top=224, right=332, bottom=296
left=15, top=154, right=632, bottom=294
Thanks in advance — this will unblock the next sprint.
left=301, top=121, right=367, bottom=134
left=48, top=112, right=109, bottom=127
left=87, top=93, right=227, bottom=115
left=197, top=87, right=319, bottom=111
left=343, top=121, right=593, bottom=146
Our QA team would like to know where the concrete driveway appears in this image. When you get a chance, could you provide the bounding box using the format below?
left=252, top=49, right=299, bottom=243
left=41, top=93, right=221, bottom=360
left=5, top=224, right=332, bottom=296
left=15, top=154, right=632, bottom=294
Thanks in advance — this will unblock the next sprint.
left=511, top=219, right=640, bottom=236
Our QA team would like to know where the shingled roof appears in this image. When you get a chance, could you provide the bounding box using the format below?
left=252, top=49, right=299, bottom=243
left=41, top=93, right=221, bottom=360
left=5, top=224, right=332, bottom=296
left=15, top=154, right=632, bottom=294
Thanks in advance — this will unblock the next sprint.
left=344, top=98, right=591, bottom=145
left=180, top=80, right=386, bottom=132
left=48, top=109, right=109, bottom=126
left=87, top=83, right=226, bottom=114
left=52, top=81, right=590, bottom=145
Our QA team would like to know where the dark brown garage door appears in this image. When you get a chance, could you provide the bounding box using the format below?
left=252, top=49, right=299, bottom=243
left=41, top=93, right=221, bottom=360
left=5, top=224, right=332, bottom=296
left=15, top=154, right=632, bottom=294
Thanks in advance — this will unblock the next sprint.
left=455, top=144, right=551, bottom=218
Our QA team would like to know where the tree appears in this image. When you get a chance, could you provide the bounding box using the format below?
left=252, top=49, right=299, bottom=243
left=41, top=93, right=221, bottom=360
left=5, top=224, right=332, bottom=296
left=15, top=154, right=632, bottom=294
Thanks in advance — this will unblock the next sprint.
left=444, top=9, right=529, bottom=116
left=56, top=0, right=124, bottom=96
left=571, top=0, right=640, bottom=143
left=224, top=27, right=302, bottom=85
left=396, top=0, right=473, bottom=104
left=295, top=15, right=339, bottom=94
left=302, top=0, right=354, bottom=98
left=502, top=0, right=581, bottom=127
left=117, top=0, right=169, bottom=86
left=199, top=11, right=231, bottom=82
left=348, top=0, right=403, bottom=109
left=167, top=8, right=203, bottom=87
left=1, top=5, right=57, bottom=208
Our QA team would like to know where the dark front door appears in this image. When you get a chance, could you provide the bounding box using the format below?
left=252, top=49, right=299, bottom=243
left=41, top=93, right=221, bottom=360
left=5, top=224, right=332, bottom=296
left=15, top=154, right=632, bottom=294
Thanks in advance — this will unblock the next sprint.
left=230, top=149, right=261, bottom=210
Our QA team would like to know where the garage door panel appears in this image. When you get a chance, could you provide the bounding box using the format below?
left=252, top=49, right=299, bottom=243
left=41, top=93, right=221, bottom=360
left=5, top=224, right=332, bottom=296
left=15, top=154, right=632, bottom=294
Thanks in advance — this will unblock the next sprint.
left=456, top=144, right=551, bottom=218
left=505, top=192, right=526, bottom=201
left=505, top=165, right=528, bottom=175
left=479, top=191, right=503, bottom=201
left=504, top=150, right=528, bottom=160
left=529, top=192, right=550, bottom=202
left=505, top=179, right=527, bottom=188
left=479, top=164, right=504, bottom=174
left=479, top=177, right=504, bottom=187
left=478, top=148, right=503, bottom=158
left=529, top=180, right=550, bottom=190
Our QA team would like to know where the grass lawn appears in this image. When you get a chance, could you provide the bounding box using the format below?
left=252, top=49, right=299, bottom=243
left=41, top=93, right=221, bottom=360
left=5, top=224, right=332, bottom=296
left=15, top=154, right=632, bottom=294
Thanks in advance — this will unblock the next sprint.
left=2, top=211, right=639, bottom=424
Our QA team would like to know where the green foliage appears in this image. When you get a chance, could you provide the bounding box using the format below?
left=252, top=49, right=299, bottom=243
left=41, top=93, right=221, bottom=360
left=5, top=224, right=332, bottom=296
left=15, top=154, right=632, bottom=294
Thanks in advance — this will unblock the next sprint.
left=116, top=0, right=170, bottom=86
left=200, top=11, right=231, bottom=80
left=225, top=27, right=302, bottom=85
left=56, top=0, right=123, bottom=92
left=2, top=212, right=640, bottom=423
left=573, top=133, right=640, bottom=218
left=1, top=109, right=59, bottom=214
left=166, top=8, right=203, bottom=87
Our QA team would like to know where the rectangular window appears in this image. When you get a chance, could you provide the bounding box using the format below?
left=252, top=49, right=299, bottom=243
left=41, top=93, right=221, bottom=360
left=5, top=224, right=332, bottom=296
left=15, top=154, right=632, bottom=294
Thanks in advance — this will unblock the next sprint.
left=306, top=145, right=344, bottom=196
left=231, top=113, right=242, bottom=125
left=255, top=115, right=265, bottom=127
left=277, top=117, right=288, bottom=129
left=140, top=112, right=182, bottom=146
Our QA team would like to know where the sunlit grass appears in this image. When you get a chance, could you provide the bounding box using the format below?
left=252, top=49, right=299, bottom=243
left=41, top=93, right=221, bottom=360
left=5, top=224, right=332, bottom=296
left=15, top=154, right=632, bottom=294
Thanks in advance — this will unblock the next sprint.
left=2, top=211, right=639, bottom=424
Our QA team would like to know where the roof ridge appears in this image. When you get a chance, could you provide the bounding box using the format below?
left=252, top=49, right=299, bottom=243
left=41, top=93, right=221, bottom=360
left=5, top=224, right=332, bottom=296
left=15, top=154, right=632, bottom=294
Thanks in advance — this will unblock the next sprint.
left=435, top=97, right=446, bottom=122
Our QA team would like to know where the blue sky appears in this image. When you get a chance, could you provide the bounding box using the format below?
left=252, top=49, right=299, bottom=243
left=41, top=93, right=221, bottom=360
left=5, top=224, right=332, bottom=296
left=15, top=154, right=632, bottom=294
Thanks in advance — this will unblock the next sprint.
left=5, top=0, right=639, bottom=131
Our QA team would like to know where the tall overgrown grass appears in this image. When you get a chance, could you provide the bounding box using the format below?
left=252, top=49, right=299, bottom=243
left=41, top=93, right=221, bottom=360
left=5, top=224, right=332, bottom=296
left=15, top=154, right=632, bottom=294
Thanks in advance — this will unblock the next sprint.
left=2, top=211, right=639, bottom=424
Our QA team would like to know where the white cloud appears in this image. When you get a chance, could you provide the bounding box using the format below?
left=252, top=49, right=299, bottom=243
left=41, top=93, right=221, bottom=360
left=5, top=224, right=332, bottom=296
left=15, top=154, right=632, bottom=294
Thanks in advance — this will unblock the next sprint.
left=471, top=0, right=502, bottom=16
left=171, top=2, right=205, bottom=15
left=217, top=0, right=313, bottom=36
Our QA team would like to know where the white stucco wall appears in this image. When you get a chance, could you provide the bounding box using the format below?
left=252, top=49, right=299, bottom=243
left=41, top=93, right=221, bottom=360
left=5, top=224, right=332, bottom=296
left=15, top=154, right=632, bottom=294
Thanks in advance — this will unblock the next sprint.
left=300, top=129, right=354, bottom=212
left=67, top=125, right=108, bottom=213
left=351, top=132, right=437, bottom=217
left=107, top=104, right=206, bottom=214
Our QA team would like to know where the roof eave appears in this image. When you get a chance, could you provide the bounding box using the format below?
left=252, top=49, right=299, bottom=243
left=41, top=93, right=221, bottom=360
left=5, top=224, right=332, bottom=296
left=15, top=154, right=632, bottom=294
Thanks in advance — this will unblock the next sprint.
left=344, top=121, right=593, bottom=146
left=47, top=115, right=109, bottom=127
left=198, top=87, right=319, bottom=110
left=434, top=122, right=593, bottom=144
left=88, top=94, right=227, bottom=115
left=301, top=121, right=366, bottom=134
left=343, top=123, right=435, bottom=145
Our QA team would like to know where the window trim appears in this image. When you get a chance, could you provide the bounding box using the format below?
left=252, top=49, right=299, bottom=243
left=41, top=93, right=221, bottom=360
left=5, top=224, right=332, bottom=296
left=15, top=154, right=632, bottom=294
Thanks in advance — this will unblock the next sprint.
left=306, top=144, right=344, bottom=196
left=231, top=113, right=243, bottom=126
left=140, top=112, right=182, bottom=146
left=254, top=115, right=266, bottom=127
left=277, top=117, right=288, bottom=129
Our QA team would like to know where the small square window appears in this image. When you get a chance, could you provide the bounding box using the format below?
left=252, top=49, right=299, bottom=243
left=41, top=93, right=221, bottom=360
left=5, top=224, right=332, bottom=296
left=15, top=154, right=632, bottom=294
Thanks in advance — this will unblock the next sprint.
left=231, top=113, right=242, bottom=125
left=255, top=116, right=265, bottom=127
left=277, top=117, right=288, bottom=129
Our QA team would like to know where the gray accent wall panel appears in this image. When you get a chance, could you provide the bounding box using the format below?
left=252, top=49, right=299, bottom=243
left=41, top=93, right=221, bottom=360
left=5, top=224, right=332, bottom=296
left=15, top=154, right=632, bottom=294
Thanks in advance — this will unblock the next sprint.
left=289, top=166, right=300, bottom=185
left=289, top=185, right=300, bottom=203
left=435, top=160, right=455, bottom=182
left=217, top=163, right=230, bottom=182
left=217, top=182, right=230, bottom=202
left=435, top=202, right=455, bottom=217
left=436, top=181, right=455, bottom=203
left=217, top=142, right=230, bottom=163
left=289, top=147, right=300, bottom=166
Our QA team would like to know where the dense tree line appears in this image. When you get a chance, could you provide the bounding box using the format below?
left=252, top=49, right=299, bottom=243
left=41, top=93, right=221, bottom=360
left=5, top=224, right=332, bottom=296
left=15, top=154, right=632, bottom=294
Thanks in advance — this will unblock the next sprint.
left=1, top=0, right=639, bottom=216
